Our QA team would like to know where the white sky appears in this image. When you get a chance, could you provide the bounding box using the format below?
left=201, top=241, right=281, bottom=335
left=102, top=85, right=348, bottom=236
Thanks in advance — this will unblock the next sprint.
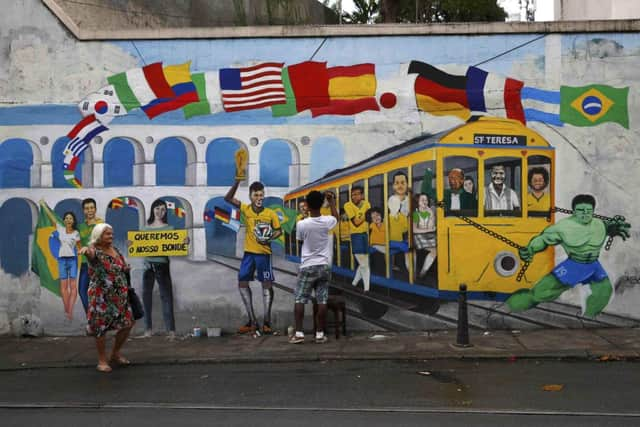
left=338, top=0, right=554, bottom=21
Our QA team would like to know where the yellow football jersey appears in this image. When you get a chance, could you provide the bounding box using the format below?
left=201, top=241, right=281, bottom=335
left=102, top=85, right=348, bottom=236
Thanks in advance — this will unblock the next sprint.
left=344, top=200, right=371, bottom=234
left=241, top=203, right=281, bottom=254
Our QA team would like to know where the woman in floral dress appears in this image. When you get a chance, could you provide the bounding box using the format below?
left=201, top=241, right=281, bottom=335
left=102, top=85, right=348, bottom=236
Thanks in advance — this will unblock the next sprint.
left=81, top=223, right=134, bottom=373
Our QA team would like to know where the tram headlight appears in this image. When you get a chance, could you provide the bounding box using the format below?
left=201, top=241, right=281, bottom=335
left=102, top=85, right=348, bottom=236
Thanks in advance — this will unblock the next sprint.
left=494, top=251, right=520, bottom=277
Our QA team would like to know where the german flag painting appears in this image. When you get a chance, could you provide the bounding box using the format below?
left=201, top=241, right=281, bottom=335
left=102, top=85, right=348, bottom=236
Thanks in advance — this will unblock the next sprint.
left=408, top=61, right=470, bottom=121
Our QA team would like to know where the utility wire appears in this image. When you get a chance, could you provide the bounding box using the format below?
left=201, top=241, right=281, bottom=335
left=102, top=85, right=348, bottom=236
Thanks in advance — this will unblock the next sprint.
left=131, top=41, right=147, bottom=66
left=309, top=38, right=328, bottom=61
left=473, top=34, right=547, bottom=67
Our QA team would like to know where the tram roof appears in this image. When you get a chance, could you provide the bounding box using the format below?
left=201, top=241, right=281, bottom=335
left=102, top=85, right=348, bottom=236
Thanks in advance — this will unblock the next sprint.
left=289, top=118, right=552, bottom=195
left=298, top=131, right=441, bottom=193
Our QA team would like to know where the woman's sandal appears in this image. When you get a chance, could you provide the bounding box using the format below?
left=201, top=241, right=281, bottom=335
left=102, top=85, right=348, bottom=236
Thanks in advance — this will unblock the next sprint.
left=109, top=355, right=131, bottom=366
left=96, top=363, right=112, bottom=373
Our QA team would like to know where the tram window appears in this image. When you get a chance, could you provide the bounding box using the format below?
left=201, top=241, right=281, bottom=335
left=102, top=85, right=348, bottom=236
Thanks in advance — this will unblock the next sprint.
left=367, top=174, right=386, bottom=277
left=443, top=156, right=478, bottom=217
left=387, top=168, right=410, bottom=280
left=296, top=197, right=308, bottom=221
left=527, top=155, right=552, bottom=217
left=338, top=185, right=351, bottom=268
left=412, top=161, right=437, bottom=286
left=412, top=161, right=436, bottom=200
left=484, top=157, right=522, bottom=217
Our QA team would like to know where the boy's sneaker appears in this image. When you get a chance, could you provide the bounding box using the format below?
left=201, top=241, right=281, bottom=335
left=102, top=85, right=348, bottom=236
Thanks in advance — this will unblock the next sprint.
left=238, top=322, right=258, bottom=334
left=288, top=334, right=304, bottom=344
left=315, top=335, right=328, bottom=344
left=262, top=322, right=274, bottom=335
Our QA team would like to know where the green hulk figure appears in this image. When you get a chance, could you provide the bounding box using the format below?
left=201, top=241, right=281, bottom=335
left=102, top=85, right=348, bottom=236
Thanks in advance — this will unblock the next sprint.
left=507, top=194, right=630, bottom=317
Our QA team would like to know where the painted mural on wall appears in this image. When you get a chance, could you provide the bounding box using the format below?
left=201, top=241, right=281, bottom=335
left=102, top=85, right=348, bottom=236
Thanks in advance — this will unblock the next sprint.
left=46, top=52, right=632, bottom=320
left=1, top=2, right=639, bottom=334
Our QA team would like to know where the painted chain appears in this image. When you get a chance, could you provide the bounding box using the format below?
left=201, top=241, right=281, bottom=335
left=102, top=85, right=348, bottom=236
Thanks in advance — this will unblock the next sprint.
left=434, top=201, right=529, bottom=282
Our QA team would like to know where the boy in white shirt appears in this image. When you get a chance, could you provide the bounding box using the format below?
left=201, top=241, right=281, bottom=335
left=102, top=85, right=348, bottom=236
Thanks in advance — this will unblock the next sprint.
left=289, top=190, right=338, bottom=344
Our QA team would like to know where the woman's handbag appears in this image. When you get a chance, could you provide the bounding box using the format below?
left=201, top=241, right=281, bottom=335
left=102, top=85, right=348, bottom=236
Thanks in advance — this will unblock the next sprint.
left=125, top=271, right=145, bottom=320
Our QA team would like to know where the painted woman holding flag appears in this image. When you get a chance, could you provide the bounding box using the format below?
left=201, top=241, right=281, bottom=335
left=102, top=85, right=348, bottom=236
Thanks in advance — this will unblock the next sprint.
left=39, top=200, right=81, bottom=320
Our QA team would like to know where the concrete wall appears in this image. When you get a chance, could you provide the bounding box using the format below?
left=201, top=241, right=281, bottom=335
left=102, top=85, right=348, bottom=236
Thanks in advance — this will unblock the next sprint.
left=43, top=0, right=338, bottom=30
left=1, top=0, right=639, bottom=336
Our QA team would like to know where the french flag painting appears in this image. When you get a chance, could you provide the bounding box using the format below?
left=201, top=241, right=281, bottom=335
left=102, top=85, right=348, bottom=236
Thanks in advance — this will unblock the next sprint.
left=465, top=66, right=525, bottom=124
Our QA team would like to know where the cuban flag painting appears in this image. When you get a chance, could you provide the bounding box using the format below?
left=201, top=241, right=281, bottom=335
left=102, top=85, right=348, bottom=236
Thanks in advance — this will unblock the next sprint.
left=62, top=114, right=108, bottom=187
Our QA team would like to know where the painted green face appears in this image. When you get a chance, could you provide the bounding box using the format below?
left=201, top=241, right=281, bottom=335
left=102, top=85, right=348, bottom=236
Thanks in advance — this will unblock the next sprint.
left=573, top=202, right=594, bottom=225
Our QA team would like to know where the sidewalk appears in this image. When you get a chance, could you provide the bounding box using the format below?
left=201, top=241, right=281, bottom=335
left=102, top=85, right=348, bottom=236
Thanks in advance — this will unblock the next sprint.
left=1, top=328, right=639, bottom=370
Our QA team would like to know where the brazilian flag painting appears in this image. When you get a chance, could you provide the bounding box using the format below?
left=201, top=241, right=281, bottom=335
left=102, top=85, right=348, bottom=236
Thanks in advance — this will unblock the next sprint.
left=31, top=204, right=62, bottom=296
left=559, top=85, right=629, bottom=129
left=267, top=204, right=298, bottom=247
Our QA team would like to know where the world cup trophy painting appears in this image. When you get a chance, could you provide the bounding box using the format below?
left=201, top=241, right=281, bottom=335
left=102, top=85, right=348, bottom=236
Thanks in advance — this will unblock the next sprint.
left=234, top=148, right=248, bottom=181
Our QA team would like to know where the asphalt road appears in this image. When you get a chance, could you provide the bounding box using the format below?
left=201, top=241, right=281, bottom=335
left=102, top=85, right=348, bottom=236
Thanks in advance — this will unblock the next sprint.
left=2, top=359, right=639, bottom=426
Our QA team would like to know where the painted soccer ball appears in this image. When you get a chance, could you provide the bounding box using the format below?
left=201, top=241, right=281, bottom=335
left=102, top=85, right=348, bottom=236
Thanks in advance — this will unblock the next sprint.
left=253, top=223, right=273, bottom=243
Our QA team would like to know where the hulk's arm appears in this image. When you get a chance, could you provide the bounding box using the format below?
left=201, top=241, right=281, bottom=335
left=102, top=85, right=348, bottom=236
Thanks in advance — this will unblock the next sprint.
left=520, top=225, right=563, bottom=261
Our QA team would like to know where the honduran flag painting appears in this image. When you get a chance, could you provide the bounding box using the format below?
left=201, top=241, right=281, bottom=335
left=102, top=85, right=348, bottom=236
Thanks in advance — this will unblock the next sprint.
left=465, top=66, right=525, bottom=124
left=107, top=62, right=175, bottom=117
left=219, top=62, right=287, bottom=112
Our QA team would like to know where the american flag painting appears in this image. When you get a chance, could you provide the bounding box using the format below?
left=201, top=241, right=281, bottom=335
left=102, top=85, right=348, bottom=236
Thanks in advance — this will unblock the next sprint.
left=219, top=62, right=286, bottom=112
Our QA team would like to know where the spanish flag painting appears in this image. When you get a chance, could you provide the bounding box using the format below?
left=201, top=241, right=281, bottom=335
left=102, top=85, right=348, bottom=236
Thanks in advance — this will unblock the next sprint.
left=311, top=63, right=380, bottom=117
left=31, top=204, right=61, bottom=296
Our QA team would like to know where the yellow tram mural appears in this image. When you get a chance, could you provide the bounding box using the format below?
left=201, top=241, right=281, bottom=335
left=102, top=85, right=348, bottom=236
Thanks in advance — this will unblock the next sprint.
left=285, top=118, right=556, bottom=303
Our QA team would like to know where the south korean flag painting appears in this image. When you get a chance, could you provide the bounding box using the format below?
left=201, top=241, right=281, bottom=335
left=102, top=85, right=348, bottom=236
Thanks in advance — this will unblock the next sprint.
left=78, top=85, right=127, bottom=125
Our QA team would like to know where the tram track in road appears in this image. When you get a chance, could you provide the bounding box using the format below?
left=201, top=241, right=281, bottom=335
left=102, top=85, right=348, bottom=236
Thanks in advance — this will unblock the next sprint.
left=3, top=401, right=640, bottom=418
left=208, top=254, right=640, bottom=332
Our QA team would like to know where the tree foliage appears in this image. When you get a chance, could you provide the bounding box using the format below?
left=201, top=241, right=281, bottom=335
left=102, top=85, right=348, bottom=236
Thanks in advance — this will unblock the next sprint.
left=342, top=0, right=380, bottom=24
left=345, top=0, right=507, bottom=24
